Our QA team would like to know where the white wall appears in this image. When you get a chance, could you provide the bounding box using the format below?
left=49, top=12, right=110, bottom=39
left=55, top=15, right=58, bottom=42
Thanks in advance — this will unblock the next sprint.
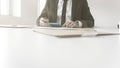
left=88, top=0, right=120, bottom=28
left=0, top=0, right=38, bottom=25
left=21, top=0, right=38, bottom=25
left=0, top=0, right=120, bottom=27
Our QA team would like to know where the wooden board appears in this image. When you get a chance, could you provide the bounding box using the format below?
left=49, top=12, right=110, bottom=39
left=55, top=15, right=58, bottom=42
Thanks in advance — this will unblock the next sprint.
left=33, top=27, right=120, bottom=37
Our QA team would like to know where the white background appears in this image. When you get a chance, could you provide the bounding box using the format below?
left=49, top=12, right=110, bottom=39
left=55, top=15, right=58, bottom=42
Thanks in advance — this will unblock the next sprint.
left=0, top=0, right=120, bottom=27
